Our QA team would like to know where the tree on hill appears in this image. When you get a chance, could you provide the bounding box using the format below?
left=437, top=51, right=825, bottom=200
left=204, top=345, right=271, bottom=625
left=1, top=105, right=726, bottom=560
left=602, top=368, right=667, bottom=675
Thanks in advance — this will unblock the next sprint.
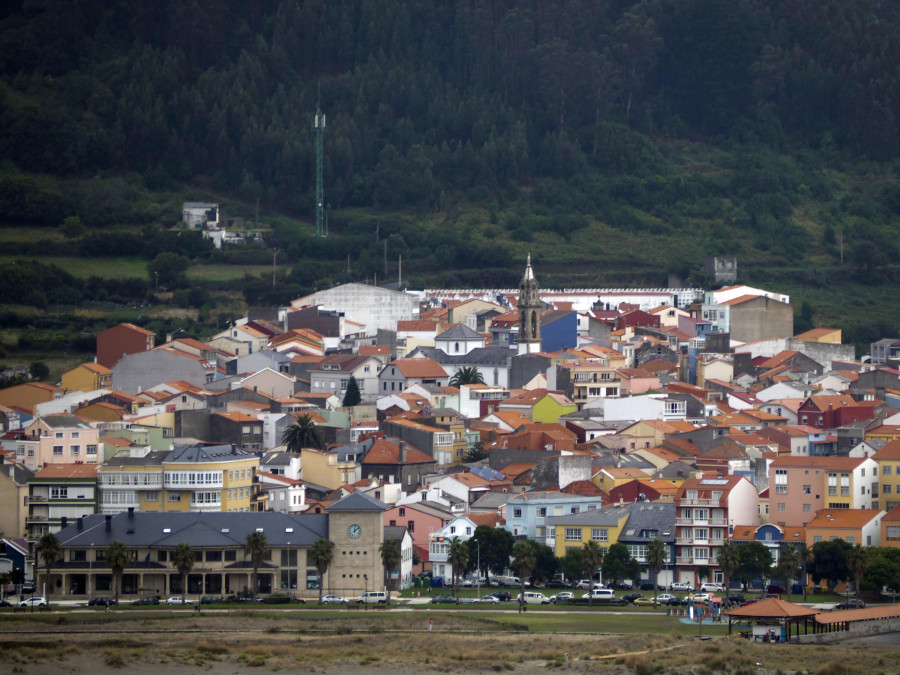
left=582, top=541, right=605, bottom=607
left=379, top=538, right=402, bottom=605
left=736, top=542, right=773, bottom=590
left=281, top=413, right=322, bottom=452
left=342, top=376, right=362, bottom=407
left=847, top=544, right=870, bottom=599
left=245, top=532, right=269, bottom=596
left=809, top=539, right=851, bottom=594
left=560, top=547, right=584, bottom=591
left=601, top=542, right=639, bottom=589
left=511, top=539, right=537, bottom=608
left=776, top=544, right=801, bottom=601
left=646, top=538, right=666, bottom=604
left=718, top=541, right=741, bottom=595
left=448, top=537, right=470, bottom=604
left=36, top=533, right=61, bottom=607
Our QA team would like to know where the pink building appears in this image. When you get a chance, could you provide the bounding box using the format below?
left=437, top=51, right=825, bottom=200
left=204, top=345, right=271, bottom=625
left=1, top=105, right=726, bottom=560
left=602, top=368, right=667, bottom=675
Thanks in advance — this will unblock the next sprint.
left=15, top=415, right=100, bottom=471
left=383, top=502, right=449, bottom=574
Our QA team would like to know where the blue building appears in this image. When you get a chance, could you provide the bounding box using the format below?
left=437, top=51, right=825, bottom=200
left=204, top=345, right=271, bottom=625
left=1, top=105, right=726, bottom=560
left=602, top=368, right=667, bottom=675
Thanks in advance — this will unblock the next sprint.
left=505, top=491, right=604, bottom=546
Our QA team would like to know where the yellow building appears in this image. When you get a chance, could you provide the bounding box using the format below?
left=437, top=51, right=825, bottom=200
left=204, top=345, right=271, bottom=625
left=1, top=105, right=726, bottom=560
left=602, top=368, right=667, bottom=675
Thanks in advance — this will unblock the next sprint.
left=592, top=466, right=650, bottom=494
left=549, top=503, right=633, bottom=557
left=61, top=362, right=112, bottom=392
left=98, top=444, right=258, bottom=514
left=300, top=448, right=360, bottom=490
left=873, top=440, right=900, bottom=512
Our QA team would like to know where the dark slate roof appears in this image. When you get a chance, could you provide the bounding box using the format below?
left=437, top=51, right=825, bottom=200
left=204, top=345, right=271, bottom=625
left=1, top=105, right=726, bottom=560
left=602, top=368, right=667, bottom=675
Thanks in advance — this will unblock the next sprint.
left=167, top=443, right=254, bottom=463
left=0, top=463, right=34, bottom=484
left=326, top=490, right=388, bottom=512
left=436, top=324, right=483, bottom=341
left=260, top=451, right=294, bottom=466
left=547, top=503, right=634, bottom=527
left=55, top=512, right=328, bottom=549
left=41, top=414, right=92, bottom=429
left=414, top=347, right=512, bottom=367
left=103, top=450, right=169, bottom=467
left=617, top=502, right=676, bottom=544
left=384, top=525, right=408, bottom=543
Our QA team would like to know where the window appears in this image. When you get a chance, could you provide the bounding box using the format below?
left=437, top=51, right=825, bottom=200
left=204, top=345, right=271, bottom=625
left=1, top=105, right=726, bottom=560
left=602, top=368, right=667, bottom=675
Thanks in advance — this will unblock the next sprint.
left=399, top=508, right=405, bottom=516
left=885, top=465, right=892, bottom=476
left=408, top=521, right=414, bottom=532
left=777, top=503, right=786, bottom=512
left=53, top=445, right=63, bottom=456
left=70, top=550, right=86, bottom=562
left=50, top=487, right=68, bottom=499
left=802, top=485, right=811, bottom=494
left=846, top=536, right=855, bottom=545
left=802, top=504, right=811, bottom=512
left=565, top=528, right=581, bottom=541
left=827, top=472, right=837, bottom=496
left=168, top=493, right=181, bottom=502
left=56, top=432, right=64, bottom=439
left=86, top=444, right=97, bottom=455
left=206, top=551, right=222, bottom=562
left=513, top=508, right=522, bottom=518
left=70, top=445, right=80, bottom=455
left=775, top=469, right=788, bottom=494
left=884, top=485, right=892, bottom=494
left=693, top=528, right=708, bottom=541
left=591, top=528, right=608, bottom=542
left=146, top=491, right=159, bottom=502
left=537, top=508, right=547, bottom=517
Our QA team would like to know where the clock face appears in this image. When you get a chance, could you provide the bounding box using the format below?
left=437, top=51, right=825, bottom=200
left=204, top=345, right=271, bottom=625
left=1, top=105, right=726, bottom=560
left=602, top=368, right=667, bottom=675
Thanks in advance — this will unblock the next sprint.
left=348, top=524, right=362, bottom=539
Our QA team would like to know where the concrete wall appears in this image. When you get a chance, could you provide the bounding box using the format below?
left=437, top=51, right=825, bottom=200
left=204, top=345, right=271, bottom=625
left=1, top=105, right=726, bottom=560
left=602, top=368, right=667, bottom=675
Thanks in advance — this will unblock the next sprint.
left=293, top=284, right=420, bottom=336
left=796, top=617, right=900, bottom=643
left=730, top=296, right=794, bottom=343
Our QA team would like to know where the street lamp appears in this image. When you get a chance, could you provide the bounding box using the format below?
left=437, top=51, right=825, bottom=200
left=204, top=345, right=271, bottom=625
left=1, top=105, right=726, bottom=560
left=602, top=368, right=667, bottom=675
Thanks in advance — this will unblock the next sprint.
left=476, top=540, right=481, bottom=598
left=364, top=574, right=368, bottom=611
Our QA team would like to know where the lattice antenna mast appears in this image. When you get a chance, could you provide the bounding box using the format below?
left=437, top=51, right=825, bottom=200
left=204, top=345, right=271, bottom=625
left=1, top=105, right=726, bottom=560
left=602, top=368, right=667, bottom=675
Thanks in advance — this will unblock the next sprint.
left=313, top=100, right=326, bottom=238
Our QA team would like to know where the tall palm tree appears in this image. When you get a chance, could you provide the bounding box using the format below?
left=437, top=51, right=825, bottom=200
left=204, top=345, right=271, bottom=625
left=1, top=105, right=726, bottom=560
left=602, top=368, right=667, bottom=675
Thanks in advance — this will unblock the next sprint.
left=449, top=366, right=486, bottom=387
left=776, top=544, right=801, bottom=602
left=36, top=532, right=61, bottom=607
left=847, top=544, right=870, bottom=600
left=646, top=538, right=667, bottom=605
left=172, top=543, right=195, bottom=605
left=448, top=537, right=469, bottom=604
left=379, top=538, right=402, bottom=605
left=309, top=537, right=335, bottom=604
left=800, top=544, right=814, bottom=601
left=582, top=541, right=604, bottom=607
left=281, top=413, right=322, bottom=452
left=245, top=531, right=269, bottom=596
left=107, top=541, right=129, bottom=606
left=718, top=541, right=741, bottom=597
left=511, top=540, right=537, bottom=606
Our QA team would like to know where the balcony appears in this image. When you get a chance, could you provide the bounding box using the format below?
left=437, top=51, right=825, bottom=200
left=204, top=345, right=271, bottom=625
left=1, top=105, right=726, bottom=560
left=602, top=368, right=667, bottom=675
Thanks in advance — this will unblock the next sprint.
left=675, top=555, right=719, bottom=566
left=675, top=518, right=727, bottom=526
left=677, top=498, right=724, bottom=507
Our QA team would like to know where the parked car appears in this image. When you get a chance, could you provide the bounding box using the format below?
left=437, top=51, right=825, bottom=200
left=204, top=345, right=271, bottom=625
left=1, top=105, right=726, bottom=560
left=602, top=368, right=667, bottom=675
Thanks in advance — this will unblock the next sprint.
left=634, top=597, right=660, bottom=606
left=356, top=591, right=387, bottom=604
left=166, top=596, right=194, bottom=605
left=766, top=584, right=785, bottom=595
left=88, top=597, right=116, bottom=606
left=670, top=581, right=693, bottom=592
left=700, top=583, right=725, bottom=593
left=516, top=591, right=550, bottom=605
left=616, top=580, right=634, bottom=589
left=492, top=591, right=512, bottom=602
left=582, top=588, right=619, bottom=602
left=655, top=593, right=678, bottom=605
left=132, top=597, right=160, bottom=605
left=0, top=599, right=12, bottom=607
left=726, top=594, right=746, bottom=605
left=478, top=594, right=500, bottom=604
left=835, top=599, right=866, bottom=610
left=321, top=595, right=348, bottom=604
left=576, top=579, right=594, bottom=590
left=622, top=593, right=643, bottom=604
left=550, top=592, right=575, bottom=603
left=545, top=580, right=569, bottom=589
left=430, top=595, right=455, bottom=604
left=19, top=597, right=47, bottom=607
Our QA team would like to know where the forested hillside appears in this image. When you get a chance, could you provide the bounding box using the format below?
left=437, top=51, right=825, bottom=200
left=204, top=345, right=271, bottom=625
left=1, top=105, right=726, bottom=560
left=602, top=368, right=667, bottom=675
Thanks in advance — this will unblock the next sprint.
left=1, top=0, right=899, bottom=356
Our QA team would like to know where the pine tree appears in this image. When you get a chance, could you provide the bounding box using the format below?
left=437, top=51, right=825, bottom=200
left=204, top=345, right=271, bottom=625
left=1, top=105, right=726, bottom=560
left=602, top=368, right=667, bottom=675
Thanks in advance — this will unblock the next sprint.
left=342, top=376, right=362, bottom=407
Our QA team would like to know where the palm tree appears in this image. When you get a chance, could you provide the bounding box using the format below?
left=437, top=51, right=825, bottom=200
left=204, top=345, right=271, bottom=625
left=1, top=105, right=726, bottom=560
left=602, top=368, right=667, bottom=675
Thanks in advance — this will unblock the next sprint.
left=776, top=544, right=801, bottom=602
left=847, top=544, right=870, bottom=600
left=646, top=538, right=667, bottom=605
left=36, top=532, right=61, bottom=607
left=800, top=543, right=814, bottom=601
left=379, top=538, right=402, bottom=605
left=172, top=543, right=195, bottom=605
left=107, top=541, right=129, bottom=606
left=245, top=531, right=269, bottom=596
left=718, top=541, right=741, bottom=597
left=511, top=540, right=537, bottom=607
left=582, top=541, right=604, bottom=607
left=448, top=537, right=469, bottom=604
left=281, top=413, right=322, bottom=452
left=449, top=366, right=485, bottom=387
left=309, top=537, right=335, bottom=604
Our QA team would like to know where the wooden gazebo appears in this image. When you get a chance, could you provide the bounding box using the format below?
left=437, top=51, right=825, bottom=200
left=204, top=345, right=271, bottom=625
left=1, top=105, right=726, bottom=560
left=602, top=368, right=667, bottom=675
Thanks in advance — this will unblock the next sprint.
left=725, top=598, right=820, bottom=642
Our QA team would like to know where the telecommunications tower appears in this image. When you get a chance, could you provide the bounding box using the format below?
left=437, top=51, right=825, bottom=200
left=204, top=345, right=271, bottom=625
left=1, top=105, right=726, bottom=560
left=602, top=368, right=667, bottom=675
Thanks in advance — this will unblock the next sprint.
left=313, top=104, right=326, bottom=238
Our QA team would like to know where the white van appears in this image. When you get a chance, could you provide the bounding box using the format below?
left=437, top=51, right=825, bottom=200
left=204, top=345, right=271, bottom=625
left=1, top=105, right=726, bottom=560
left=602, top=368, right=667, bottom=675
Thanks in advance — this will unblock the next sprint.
left=517, top=591, right=550, bottom=605
left=356, top=591, right=387, bottom=604
left=582, top=588, right=616, bottom=601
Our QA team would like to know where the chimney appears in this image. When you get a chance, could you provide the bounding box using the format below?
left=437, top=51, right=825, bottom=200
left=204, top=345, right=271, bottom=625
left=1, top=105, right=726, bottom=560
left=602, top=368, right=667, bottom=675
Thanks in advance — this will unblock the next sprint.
left=77, top=517, right=83, bottom=530
left=60, top=516, right=68, bottom=529
left=128, top=506, right=135, bottom=518
left=105, top=515, right=112, bottom=531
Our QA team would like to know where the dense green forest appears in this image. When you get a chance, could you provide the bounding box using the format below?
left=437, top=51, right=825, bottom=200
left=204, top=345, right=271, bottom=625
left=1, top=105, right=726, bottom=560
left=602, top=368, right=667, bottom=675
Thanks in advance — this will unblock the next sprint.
left=1, top=0, right=899, bottom=360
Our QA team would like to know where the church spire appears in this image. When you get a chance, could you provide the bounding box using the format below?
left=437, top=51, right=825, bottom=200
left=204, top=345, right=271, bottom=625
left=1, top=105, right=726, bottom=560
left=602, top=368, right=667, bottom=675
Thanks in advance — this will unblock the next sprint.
left=517, top=255, right=542, bottom=355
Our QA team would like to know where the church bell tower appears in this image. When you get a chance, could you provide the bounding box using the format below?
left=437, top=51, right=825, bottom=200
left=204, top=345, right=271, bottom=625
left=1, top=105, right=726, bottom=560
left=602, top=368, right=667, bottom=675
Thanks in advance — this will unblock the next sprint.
left=517, top=254, right=542, bottom=355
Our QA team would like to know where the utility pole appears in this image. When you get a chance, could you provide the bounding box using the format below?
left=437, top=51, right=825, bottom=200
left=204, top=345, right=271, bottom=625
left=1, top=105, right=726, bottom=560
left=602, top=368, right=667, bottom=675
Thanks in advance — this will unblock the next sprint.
left=313, top=101, right=326, bottom=238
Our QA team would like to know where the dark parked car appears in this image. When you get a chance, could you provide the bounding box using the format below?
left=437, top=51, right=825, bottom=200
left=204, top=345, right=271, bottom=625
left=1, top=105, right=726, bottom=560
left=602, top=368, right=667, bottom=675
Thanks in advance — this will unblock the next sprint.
left=622, top=593, right=643, bottom=604
left=200, top=596, right=222, bottom=605
left=766, top=584, right=785, bottom=595
left=88, top=597, right=116, bottom=606
left=492, top=591, right=512, bottom=602
left=431, top=595, right=455, bottom=604
left=835, top=599, right=865, bottom=610
left=545, top=580, right=569, bottom=589
left=0, top=599, right=12, bottom=607
left=726, top=594, right=746, bottom=605
left=131, top=597, right=160, bottom=605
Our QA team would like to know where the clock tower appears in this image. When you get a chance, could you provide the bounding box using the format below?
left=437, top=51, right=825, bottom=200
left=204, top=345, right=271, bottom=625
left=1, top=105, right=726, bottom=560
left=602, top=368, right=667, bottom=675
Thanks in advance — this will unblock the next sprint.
left=325, top=492, right=387, bottom=595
